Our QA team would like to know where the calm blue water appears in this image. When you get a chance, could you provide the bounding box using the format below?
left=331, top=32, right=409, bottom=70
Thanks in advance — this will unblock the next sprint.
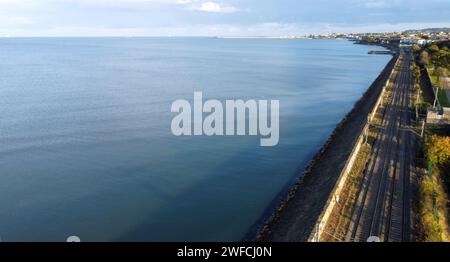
left=0, top=38, right=390, bottom=242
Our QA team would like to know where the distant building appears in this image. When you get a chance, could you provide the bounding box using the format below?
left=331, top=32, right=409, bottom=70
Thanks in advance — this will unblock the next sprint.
left=400, top=38, right=418, bottom=45
left=429, top=35, right=440, bottom=41
left=417, top=39, right=427, bottom=46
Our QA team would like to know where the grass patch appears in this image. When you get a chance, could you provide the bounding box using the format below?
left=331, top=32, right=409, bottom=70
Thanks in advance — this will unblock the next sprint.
left=426, top=66, right=450, bottom=107
left=438, top=88, right=450, bottom=107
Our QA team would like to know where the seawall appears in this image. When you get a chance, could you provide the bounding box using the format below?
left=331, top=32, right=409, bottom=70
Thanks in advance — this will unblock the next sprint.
left=257, top=53, right=399, bottom=242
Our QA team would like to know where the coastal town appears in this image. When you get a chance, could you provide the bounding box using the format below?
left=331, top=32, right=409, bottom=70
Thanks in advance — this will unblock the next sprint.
left=313, top=28, right=450, bottom=45
left=222, top=28, right=450, bottom=44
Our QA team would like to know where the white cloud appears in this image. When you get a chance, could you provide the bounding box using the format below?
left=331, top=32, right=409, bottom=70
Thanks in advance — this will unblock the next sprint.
left=361, top=0, right=403, bottom=9
left=364, top=1, right=389, bottom=8
left=192, top=2, right=239, bottom=13
left=63, top=0, right=181, bottom=4
left=0, top=0, right=40, bottom=8
left=0, top=16, right=34, bottom=27
left=175, top=0, right=193, bottom=4
left=53, top=0, right=193, bottom=7
left=0, top=0, right=241, bottom=13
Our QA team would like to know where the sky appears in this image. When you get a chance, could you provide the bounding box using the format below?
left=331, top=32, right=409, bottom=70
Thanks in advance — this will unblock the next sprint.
left=0, top=0, right=449, bottom=36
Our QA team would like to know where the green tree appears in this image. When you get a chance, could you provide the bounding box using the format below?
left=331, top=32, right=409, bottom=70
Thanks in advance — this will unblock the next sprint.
left=430, top=44, right=440, bottom=53
left=420, top=50, right=430, bottom=66
left=427, top=135, right=450, bottom=166
left=437, top=49, right=448, bottom=67
left=435, top=66, right=448, bottom=84
left=412, top=64, right=421, bottom=84
left=438, top=48, right=450, bottom=68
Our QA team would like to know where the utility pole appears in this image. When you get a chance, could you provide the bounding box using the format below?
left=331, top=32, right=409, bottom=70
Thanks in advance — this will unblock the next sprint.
left=364, top=114, right=372, bottom=144
left=416, top=89, right=420, bottom=120
left=420, top=119, right=426, bottom=138
left=433, top=86, right=439, bottom=109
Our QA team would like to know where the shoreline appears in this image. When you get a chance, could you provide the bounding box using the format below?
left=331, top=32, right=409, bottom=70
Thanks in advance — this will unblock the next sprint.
left=254, top=45, right=398, bottom=242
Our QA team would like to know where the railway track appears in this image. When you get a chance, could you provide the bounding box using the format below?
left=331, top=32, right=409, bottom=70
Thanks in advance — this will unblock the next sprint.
left=344, top=50, right=413, bottom=242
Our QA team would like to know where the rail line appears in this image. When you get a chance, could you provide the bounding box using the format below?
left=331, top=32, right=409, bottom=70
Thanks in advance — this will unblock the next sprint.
left=344, top=50, right=413, bottom=242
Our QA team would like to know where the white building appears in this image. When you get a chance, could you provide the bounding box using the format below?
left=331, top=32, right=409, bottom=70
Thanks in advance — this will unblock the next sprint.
left=417, top=39, right=427, bottom=46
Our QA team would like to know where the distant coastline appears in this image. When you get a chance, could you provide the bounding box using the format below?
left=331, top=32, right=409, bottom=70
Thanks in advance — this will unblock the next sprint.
left=213, top=36, right=345, bottom=40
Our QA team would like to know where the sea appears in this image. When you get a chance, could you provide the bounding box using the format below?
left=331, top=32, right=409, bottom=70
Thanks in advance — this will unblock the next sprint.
left=0, top=37, right=391, bottom=241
